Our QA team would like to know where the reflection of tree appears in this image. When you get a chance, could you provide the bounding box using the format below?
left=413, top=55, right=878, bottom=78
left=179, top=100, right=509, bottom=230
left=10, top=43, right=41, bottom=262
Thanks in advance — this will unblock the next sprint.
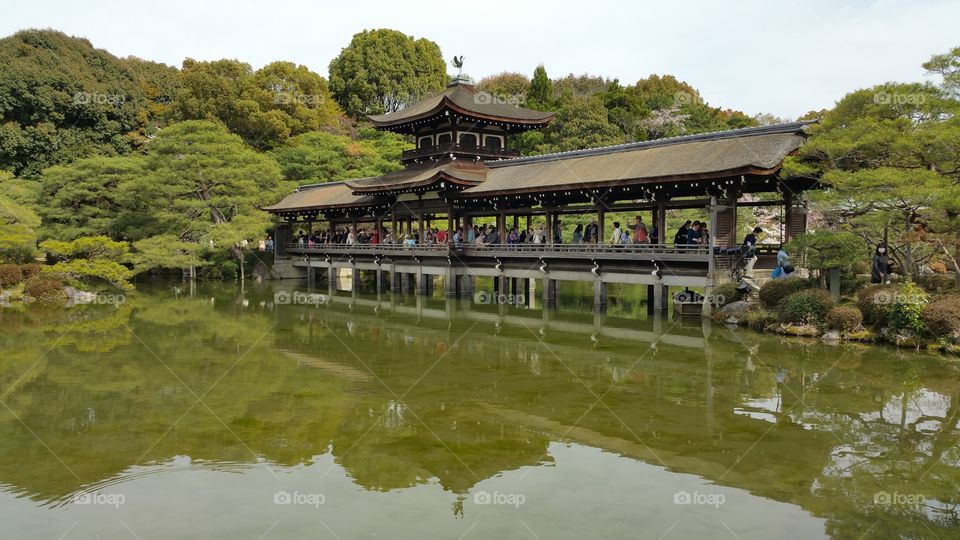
left=1, top=284, right=958, bottom=539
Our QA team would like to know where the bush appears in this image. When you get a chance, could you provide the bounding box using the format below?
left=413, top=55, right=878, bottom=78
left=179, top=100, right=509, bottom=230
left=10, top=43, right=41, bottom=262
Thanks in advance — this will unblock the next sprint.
left=916, top=273, right=955, bottom=293
left=921, top=295, right=960, bottom=337
left=888, top=281, right=928, bottom=335
left=852, top=260, right=871, bottom=275
left=18, top=263, right=42, bottom=281
left=711, top=282, right=744, bottom=308
left=929, top=261, right=947, bottom=274
left=826, top=305, right=863, bottom=332
left=0, top=264, right=22, bottom=288
left=779, top=289, right=835, bottom=325
left=857, top=284, right=895, bottom=324
left=743, top=307, right=778, bottom=331
left=23, top=273, right=66, bottom=304
left=759, top=277, right=810, bottom=309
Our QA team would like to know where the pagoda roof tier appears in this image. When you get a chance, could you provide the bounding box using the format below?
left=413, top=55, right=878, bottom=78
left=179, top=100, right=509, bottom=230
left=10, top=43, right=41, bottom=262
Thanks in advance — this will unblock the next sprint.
left=345, top=161, right=487, bottom=195
left=367, top=83, right=555, bottom=132
left=460, top=122, right=812, bottom=197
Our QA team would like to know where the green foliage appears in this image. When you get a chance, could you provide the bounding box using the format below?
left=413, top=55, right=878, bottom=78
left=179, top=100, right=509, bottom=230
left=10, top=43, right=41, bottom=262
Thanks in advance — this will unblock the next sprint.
left=796, top=75, right=960, bottom=277
left=743, top=307, right=777, bottom=331
left=787, top=231, right=865, bottom=270
left=779, top=289, right=835, bottom=325
left=269, top=128, right=407, bottom=183
left=0, top=29, right=148, bottom=176
left=39, top=235, right=132, bottom=289
left=476, top=72, right=529, bottom=100
left=711, top=282, right=744, bottom=308
left=126, top=120, right=291, bottom=267
left=758, top=277, right=810, bottom=309
left=328, top=29, right=447, bottom=117
left=169, top=59, right=342, bottom=150
left=526, top=65, right=554, bottom=110
left=923, top=46, right=960, bottom=98
left=519, top=94, right=623, bottom=154
left=127, top=235, right=205, bottom=275
left=856, top=284, right=895, bottom=324
left=916, top=273, right=956, bottom=293
left=22, top=272, right=66, bottom=304
left=0, top=171, right=40, bottom=263
left=826, top=305, right=864, bottom=332
left=888, top=281, right=928, bottom=335
left=921, top=294, right=960, bottom=337
left=37, top=156, right=145, bottom=240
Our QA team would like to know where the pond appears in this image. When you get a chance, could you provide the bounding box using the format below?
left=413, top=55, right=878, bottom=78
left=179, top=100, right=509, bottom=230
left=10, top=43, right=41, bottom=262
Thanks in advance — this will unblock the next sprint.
left=0, top=280, right=957, bottom=539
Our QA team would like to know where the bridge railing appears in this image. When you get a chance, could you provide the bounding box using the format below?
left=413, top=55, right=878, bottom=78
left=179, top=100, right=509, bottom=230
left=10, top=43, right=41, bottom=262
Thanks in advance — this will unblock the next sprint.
left=283, top=242, right=713, bottom=260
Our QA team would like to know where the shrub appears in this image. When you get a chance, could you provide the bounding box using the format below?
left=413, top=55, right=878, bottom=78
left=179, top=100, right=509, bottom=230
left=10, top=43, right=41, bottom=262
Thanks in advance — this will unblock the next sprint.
left=779, top=289, right=835, bottom=325
left=18, top=263, right=42, bottom=281
left=928, top=261, right=947, bottom=274
left=826, top=305, right=863, bottom=332
left=711, top=282, right=744, bottom=308
left=921, top=295, right=960, bottom=337
left=888, top=281, right=928, bottom=336
left=743, top=307, right=778, bottom=331
left=916, top=274, right=955, bottom=293
left=0, top=264, right=22, bottom=288
left=857, top=284, right=895, bottom=324
left=759, top=277, right=810, bottom=309
left=852, top=260, right=870, bottom=275
left=23, top=273, right=66, bottom=304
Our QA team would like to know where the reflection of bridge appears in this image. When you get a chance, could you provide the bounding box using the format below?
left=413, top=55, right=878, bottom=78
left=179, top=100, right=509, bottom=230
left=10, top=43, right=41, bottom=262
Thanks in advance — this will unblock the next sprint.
left=281, top=285, right=708, bottom=349
left=279, top=242, right=781, bottom=316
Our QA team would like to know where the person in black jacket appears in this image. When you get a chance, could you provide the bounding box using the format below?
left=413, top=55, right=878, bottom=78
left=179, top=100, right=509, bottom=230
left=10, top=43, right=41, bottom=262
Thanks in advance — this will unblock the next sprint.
left=674, top=220, right=691, bottom=249
left=871, top=244, right=890, bottom=284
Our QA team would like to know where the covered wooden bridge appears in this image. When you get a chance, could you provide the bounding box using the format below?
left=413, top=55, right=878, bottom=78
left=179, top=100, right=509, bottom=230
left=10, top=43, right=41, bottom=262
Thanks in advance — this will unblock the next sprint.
left=265, top=78, right=816, bottom=315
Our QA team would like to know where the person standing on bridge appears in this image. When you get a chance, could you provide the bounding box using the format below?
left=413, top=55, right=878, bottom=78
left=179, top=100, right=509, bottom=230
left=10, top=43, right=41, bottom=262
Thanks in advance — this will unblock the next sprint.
left=742, top=227, right=763, bottom=276
left=634, top=217, right=649, bottom=244
left=553, top=219, right=563, bottom=244
left=674, top=220, right=691, bottom=249
left=572, top=224, right=583, bottom=243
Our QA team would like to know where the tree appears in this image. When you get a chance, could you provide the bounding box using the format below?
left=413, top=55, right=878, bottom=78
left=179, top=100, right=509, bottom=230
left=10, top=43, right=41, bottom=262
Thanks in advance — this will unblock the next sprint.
left=526, top=64, right=555, bottom=110
left=0, top=171, right=40, bottom=263
left=37, top=156, right=145, bottom=241
left=790, top=80, right=960, bottom=277
left=125, top=120, right=292, bottom=275
left=519, top=95, right=623, bottom=155
left=269, top=128, right=407, bottom=183
left=328, top=29, right=447, bottom=117
left=923, top=46, right=960, bottom=98
left=168, top=59, right=342, bottom=150
left=40, top=236, right=133, bottom=290
left=476, top=72, right=530, bottom=101
left=0, top=29, right=147, bottom=176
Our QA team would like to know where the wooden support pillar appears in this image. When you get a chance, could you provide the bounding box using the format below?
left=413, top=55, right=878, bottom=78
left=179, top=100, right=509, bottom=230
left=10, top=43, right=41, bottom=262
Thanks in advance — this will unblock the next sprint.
left=327, top=264, right=335, bottom=297
left=652, top=283, right=668, bottom=311
left=418, top=195, right=424, bottom=243
left=541, top=277, right=556, bottom=307
left=593, top=279, right=607, bottom=314
left=445, top=269, right=458, bottom=297
left=447, top=204, right=455, bottom=246
left=391, top=208, right=398, bottom=243
left=597, top=199, right=606, bottom=244
left=545, top=210, right=553, bottom=244
left=351, top=267, right=361, bottom=293
left=417, top=271, right=428, bottom=296
left=655, top=200, right=667, bottom=245
left=391, top=270, right=401, bottom=293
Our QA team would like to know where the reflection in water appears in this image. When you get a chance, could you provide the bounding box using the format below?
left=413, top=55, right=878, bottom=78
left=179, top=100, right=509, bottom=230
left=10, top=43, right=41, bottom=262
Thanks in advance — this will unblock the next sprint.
left=0, top=280, right=957, bottom=539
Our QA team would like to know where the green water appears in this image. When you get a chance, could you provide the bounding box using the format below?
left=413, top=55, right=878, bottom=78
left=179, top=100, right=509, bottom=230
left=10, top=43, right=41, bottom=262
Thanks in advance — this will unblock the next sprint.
left=0, top=280, right=957, bottom=539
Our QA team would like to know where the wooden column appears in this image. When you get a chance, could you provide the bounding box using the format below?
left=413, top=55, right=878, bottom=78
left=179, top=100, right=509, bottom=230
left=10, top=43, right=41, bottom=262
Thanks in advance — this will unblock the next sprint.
left=418, top=195, right=424, bottom=243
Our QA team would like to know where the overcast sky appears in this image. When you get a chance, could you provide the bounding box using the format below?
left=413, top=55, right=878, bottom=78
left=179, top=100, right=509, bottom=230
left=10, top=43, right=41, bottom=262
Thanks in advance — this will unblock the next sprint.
left=2, top=0, right=957, bottom=118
